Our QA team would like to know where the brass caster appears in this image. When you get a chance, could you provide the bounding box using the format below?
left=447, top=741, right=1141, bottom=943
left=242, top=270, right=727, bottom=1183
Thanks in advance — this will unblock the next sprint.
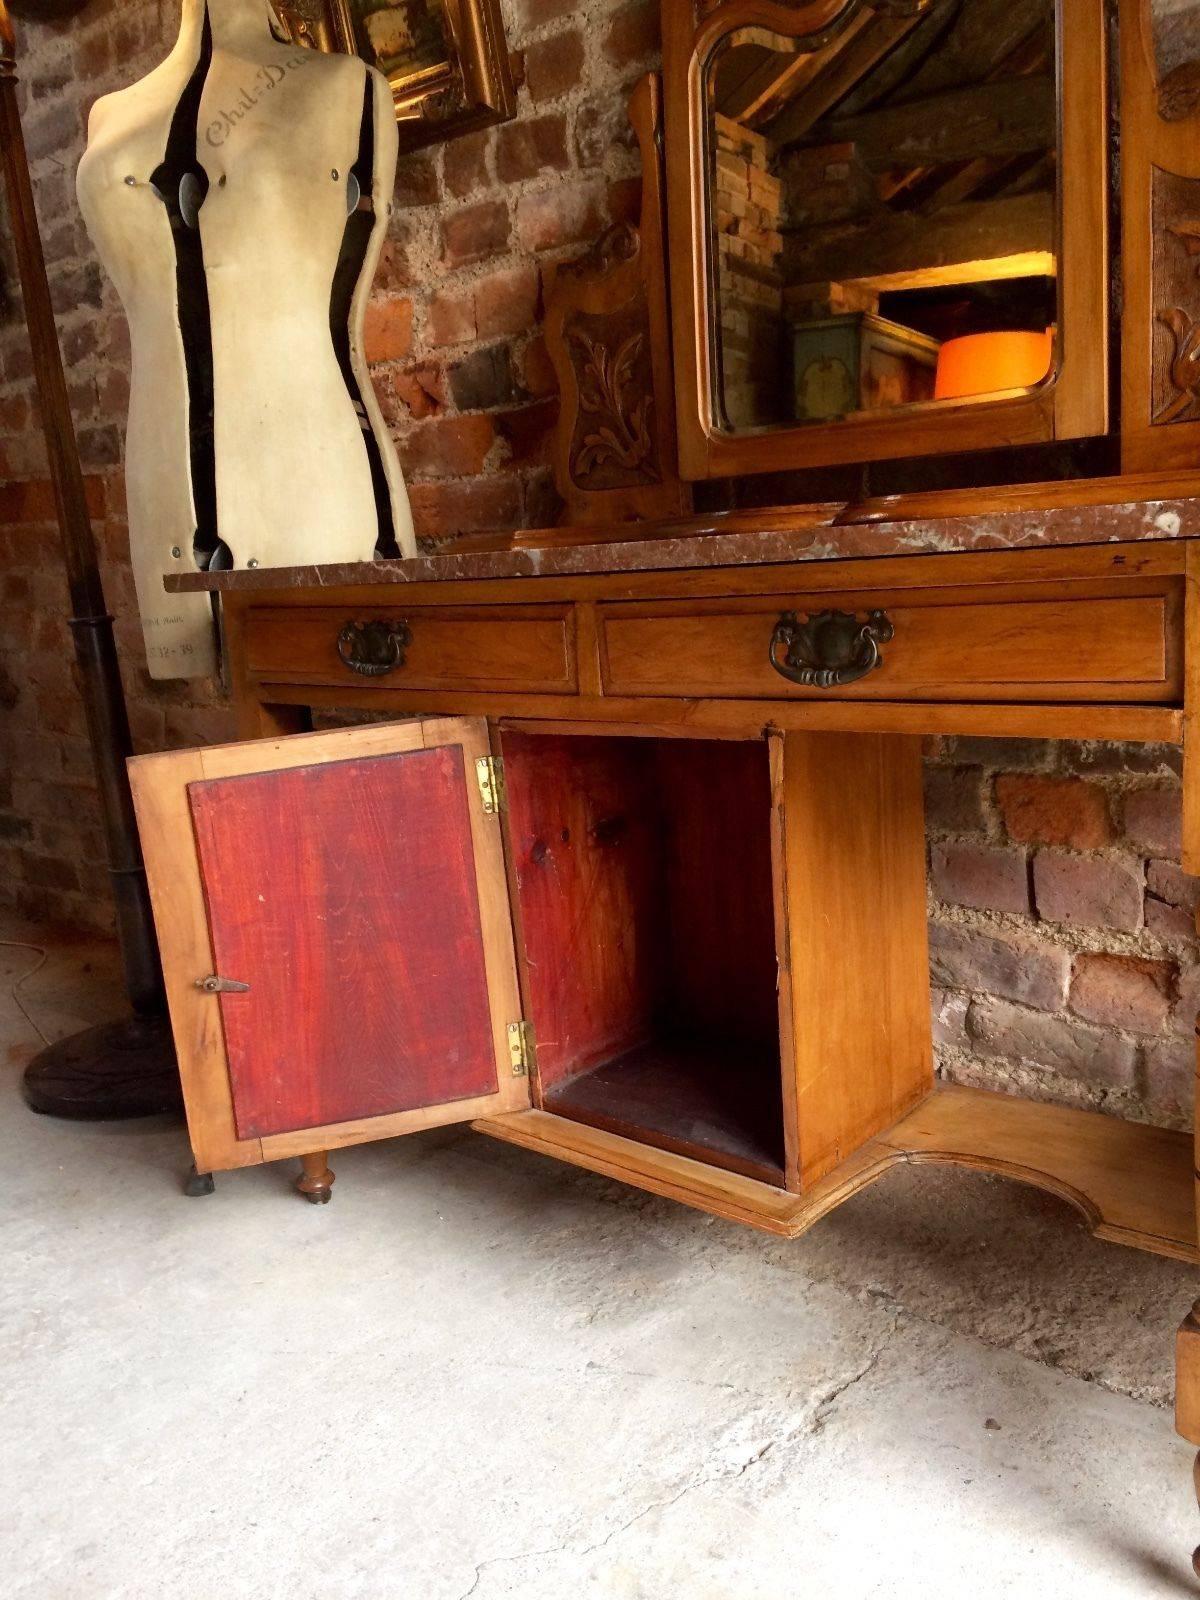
left=183, top=1164, right=215, bottom=1197
left=302, top=1186, right=332, bottom=1206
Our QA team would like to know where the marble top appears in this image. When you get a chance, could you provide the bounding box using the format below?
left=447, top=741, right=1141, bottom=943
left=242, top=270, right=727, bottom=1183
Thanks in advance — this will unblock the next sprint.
left=164, top=492, right=1200, bottom=594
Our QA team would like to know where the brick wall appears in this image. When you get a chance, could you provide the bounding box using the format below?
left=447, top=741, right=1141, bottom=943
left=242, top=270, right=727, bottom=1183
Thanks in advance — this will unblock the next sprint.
left=0, top=2, right=1194, bottom=1131
left=926, top=738, right=1194, bottom=1129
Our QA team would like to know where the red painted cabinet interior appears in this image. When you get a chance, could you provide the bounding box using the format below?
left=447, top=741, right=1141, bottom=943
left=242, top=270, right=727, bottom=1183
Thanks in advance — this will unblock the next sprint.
left=187, top=746, right=499, bottom=1139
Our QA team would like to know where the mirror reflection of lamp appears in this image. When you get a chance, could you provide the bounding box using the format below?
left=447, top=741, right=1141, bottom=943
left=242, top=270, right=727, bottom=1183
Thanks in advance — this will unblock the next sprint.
left=933, top=329, right=1054, bottom=400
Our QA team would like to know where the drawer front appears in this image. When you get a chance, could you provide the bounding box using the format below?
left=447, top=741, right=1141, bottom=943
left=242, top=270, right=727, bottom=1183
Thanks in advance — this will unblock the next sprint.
left=245, top=605, right=577, bottom=693
left=599, top=589, right=1182, bottom=703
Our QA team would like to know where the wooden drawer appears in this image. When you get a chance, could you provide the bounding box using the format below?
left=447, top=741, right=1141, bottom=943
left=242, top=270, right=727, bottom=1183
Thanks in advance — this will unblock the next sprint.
left=245, top=605, right=577, bottom=693
left=598, top=584, right=1183, bottom=703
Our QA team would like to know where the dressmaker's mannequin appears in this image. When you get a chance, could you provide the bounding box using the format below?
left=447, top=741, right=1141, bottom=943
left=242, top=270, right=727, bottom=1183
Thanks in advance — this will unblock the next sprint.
left=77, top=0, right=414, bottom=679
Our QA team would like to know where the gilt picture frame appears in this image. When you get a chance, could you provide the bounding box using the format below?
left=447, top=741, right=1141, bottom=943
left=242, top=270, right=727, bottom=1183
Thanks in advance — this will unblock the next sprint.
left=273, top=0, right=515, bottom=149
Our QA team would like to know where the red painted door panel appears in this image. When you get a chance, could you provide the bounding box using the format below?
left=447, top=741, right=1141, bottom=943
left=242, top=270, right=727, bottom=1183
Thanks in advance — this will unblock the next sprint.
left=187, top=746, right=499, bottom=1139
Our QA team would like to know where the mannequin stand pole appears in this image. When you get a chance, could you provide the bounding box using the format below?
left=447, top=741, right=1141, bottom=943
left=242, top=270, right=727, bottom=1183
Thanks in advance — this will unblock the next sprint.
left=0, top=5, right=181, bottom=1118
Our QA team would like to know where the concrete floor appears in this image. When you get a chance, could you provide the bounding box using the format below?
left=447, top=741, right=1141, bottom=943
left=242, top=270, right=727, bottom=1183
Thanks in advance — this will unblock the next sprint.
left=4, top=911, right=1200, bottom=1599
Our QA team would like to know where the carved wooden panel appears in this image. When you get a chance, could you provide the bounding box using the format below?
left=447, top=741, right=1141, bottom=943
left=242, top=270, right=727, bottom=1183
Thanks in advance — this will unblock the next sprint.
left=1122, top=0, right=1200, bottom=474
left=564, top=296, right=659, bottom=492
left=1152, top=167, right=1200, bottom=425
left=545, top=75, right=689, bottom=523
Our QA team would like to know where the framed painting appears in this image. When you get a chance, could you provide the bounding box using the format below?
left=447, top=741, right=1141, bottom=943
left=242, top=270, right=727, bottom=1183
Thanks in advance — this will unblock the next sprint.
left=273, top=0, right=515, bottom=148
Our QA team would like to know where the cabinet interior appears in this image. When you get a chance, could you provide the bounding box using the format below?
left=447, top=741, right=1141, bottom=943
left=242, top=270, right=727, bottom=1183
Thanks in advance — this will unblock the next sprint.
left=502, top=730, right=785, bottom=1185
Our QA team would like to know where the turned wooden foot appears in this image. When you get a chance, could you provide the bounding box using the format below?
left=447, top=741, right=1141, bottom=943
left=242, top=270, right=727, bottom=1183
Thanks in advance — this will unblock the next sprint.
left=296, top=1151, right=335, bottom=1204
left=1192, top=1451, right=1200, bottom=1580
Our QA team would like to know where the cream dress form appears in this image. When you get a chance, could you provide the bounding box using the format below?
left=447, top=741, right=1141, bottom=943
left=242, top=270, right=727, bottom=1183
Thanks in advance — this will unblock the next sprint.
left=76, top=0, right=414, bottom=680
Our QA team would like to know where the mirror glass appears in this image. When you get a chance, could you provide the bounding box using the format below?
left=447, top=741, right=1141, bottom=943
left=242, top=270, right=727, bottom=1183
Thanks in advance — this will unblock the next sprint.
left=705, top=0, right=1058, bottom=433
left=1150, top=0, right=1200, bottom=118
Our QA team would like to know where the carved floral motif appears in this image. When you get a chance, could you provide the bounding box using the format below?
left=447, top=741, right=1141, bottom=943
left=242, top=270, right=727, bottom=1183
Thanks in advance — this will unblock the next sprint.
left=1157, top=307, right=1200, bottom=423
left=1152, top=173, right=1200, bottom=426
left=567, top=325, right=659, bottom=484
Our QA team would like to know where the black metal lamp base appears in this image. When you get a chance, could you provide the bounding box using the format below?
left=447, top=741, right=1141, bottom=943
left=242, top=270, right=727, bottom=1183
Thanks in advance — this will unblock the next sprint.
left=22, top=1013, right=183, bottom=1120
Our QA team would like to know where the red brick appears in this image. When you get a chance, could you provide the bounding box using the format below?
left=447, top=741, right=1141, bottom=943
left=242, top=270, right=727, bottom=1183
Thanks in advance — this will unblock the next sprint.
left=967, top=996, right=1137, bottom=1088
left=1146, top=858, right=1200, bottom=912
left=1145, top=895, right=1195, bottom=939
left=1122, top=787, right=1183, bottom=858
left=494, top=114, right=570, bottom=184
left=393, top=153, right=440, bottom=208
left=382, top=363, right=446, bottom=424
left=1033, top=852, right=1143, bottom=931
left=427, top=288, right=477, bottom=347
left=403, top=414, right=496, bottom=477
left=602, top=0, right=660, bottom=66
left=929, top=841, right=1029, bottom=915
left=1142, top=1036, right=1193, bottom=1120
left=408, top=477, right=523, bottom=543
left=1172, top=964, right=1200, bottom=1034
left=928, top=922, right=1068, bottom=1010
left=475, top=264, right=540, bottom=339
left=440, top=200, right=510, bottom=267
left=442, top=130, right=491, bottom=199
left=1069, top=953, right=1174, bottom=1032
left=923, top=765, right=986, bottom=833
left=516, top=180, right=605, bottom=252
left=447, top=343, right=526, bottom=411
left=362, top=296, right=414, bottom=364
left=524, top=30, right=585, bottom=104
left=374, top=235, right=412, bottom=292
left=995, top=773, right=1112, bottom=848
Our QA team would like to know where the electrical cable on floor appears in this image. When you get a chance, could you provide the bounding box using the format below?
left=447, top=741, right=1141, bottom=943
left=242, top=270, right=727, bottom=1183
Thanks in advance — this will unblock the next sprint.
left=0, top=939, right=52, bottom=1046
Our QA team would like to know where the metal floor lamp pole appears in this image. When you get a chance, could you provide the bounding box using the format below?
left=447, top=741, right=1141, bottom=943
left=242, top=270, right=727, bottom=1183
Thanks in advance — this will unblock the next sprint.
left=1, top=3, right=181, bottom=1117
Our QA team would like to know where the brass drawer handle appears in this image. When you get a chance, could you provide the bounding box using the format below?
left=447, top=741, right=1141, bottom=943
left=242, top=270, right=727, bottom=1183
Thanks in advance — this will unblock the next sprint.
left=768, top=608, right=894, bottom=689
left=336, top=619, right=412, bottom=677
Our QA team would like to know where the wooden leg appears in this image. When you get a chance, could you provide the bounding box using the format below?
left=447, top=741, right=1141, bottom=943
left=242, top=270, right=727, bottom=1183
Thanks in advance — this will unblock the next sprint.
left=1176, top=1299, right=1200, bottom=1575
left=296, top=1151, right=335, bottom=1205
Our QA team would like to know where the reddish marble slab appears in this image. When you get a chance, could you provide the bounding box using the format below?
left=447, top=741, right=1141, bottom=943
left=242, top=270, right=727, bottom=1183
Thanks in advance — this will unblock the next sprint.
left=164, top=494, right=1200, bottom=594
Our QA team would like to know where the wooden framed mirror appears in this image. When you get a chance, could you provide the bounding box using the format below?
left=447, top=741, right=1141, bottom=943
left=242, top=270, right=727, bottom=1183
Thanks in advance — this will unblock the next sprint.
left=663, top=0, right=1109, bottom=479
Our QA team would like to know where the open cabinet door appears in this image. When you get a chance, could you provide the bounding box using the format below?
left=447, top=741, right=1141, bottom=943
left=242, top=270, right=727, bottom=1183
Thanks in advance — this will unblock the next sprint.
left=129, top=717, right=530, bottom=1175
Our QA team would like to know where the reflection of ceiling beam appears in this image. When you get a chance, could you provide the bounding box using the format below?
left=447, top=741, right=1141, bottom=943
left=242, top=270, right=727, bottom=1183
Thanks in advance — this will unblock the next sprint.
left=898, top=0, right=1051, bottom=100
left=785, top=191, right=1054, bottom=285
left=718, top=11, right=875, bottom=125
left=816, top=74, right=1054, bottom=171
left=765, top=13, right=927, bottom=144
left=843, top=248, right=1055, bottom=294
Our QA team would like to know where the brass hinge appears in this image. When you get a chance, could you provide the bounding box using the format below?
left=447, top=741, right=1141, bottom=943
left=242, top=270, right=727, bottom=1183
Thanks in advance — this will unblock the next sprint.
left=506, top=1019, right=536, bottom=1077
left=475, top=754, right=506, bottom=815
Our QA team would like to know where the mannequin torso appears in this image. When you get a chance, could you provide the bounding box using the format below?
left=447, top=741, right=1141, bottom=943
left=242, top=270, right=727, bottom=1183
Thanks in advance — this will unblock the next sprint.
left=77, top=0, right=413, bottom=680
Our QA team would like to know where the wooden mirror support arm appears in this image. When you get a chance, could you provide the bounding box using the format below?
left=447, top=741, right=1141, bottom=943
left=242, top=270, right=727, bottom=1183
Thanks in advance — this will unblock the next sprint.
left=0, top=2, right=180, bottom=1118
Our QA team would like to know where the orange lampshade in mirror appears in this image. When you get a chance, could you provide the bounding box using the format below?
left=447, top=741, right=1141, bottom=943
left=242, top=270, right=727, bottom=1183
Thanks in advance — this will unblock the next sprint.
left=933, top=330, right=1054, bottom=400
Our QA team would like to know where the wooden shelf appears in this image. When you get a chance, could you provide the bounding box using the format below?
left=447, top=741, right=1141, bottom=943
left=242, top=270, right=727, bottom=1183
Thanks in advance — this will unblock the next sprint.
left=477, top=1083, right=1198, bottom=1262
left=544, top=1032, right=786, bottom=1186
left=879, top=1084, right=1198, bottom=1262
